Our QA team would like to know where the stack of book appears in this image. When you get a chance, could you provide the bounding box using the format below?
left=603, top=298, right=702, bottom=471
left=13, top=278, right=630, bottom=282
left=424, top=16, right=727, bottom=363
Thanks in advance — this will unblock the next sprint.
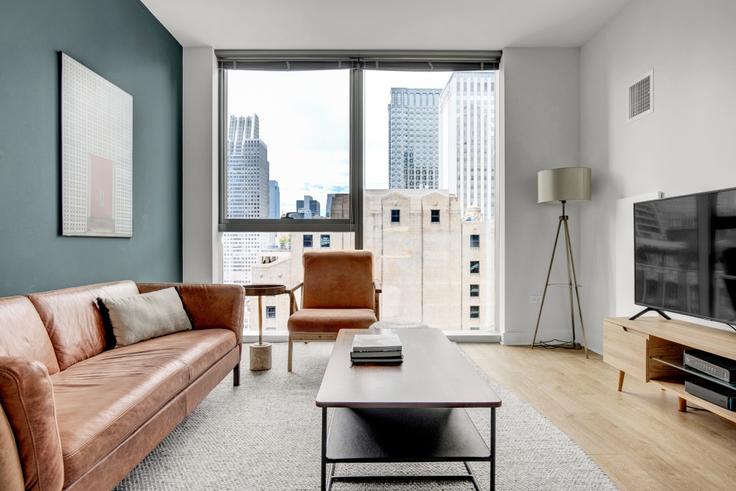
left=351, top=333, right=403, bottom=365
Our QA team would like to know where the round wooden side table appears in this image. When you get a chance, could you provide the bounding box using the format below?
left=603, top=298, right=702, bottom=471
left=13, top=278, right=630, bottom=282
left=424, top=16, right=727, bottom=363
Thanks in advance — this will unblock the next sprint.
left=244, top=284, right=286, bottom=371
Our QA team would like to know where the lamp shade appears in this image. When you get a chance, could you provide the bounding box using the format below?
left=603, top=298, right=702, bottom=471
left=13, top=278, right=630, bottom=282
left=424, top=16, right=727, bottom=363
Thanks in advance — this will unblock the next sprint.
left=537, top=167, right=591, bottom=203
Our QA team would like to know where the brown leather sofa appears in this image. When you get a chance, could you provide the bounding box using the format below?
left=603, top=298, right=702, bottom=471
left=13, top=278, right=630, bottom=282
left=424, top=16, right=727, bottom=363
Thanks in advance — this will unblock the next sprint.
left=0, top=281, right=244, bottom=491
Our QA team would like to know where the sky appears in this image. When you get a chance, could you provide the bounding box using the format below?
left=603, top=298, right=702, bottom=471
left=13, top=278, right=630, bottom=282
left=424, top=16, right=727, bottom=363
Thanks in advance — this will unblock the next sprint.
left=227, top=69, right=453, bottom=215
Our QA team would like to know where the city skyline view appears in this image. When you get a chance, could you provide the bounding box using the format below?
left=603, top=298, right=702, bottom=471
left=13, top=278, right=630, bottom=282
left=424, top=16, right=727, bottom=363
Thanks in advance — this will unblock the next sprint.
left=227, top=69, right=462, bottom=215
left=224, top=67, right=498, bottom=331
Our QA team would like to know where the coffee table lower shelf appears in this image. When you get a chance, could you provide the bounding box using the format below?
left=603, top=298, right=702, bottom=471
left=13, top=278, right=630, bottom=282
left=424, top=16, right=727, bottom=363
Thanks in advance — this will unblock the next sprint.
left=320, top=407, right=496, bottom=491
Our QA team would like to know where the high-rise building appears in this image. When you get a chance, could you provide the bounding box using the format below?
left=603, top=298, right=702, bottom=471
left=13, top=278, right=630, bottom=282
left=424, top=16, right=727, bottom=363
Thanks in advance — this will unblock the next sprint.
left=439, top=72, right=496, bottom=220
left=222, top=114, right=270, bottom=285
left=268, top=180, right=280, bottom=219
left=249, top=190, right=493, bottom=331
left=388, top=88, right=441, bottom=190
left=226, top=114, right=269, bottom=219
left=326, top=193, right=349, bottom=219
left=296, top=195, right=320, bottom=218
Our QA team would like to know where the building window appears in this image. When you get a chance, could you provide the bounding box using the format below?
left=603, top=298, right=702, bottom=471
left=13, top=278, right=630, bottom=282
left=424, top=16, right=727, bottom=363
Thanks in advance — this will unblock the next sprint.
left=470, top=284, right=479, bottom=297
left=470, top=261, right=480, bottom=273
left=470, top=234, right=480, bottom=247
left=470, top=306, right=480, bottom=318
left=266, top=306, right=276, bottom=319
left=220, top=56, right=499, bottom=333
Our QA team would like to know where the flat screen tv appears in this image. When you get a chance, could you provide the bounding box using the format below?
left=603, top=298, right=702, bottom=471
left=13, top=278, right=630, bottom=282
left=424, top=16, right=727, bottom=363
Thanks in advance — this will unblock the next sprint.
left=634, top=187, right=736, bottom=324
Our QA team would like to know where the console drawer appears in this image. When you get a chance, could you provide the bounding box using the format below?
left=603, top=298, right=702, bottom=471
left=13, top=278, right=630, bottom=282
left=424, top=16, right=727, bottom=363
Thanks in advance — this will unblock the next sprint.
left=603, top=320, right=648, bottom=381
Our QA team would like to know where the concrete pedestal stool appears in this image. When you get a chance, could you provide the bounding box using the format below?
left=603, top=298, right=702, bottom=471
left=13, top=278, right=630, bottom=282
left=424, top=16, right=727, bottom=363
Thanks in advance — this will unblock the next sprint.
left=244, top=284, right=286, bottom=371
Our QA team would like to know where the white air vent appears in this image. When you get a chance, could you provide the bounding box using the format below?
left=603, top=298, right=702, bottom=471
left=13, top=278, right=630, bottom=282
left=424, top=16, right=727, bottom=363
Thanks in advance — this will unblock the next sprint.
left=628, top=71, right=653, bottom=121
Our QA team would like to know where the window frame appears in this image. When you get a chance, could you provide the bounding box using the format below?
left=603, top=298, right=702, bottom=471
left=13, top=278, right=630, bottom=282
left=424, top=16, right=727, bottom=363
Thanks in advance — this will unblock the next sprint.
left=391, top=209, right=401, bottom=223
left=266, top=306, right=276, bottom=319
left=217, top=66, right=360, bottom=238
left=216, top=50, right=501, bottom=249
left=430, top=209, right=440, bottom=223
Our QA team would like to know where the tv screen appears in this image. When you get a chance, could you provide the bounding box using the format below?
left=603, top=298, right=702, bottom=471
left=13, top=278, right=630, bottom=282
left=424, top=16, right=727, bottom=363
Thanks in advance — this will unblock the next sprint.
left=634, top=188, right=736, bottom=323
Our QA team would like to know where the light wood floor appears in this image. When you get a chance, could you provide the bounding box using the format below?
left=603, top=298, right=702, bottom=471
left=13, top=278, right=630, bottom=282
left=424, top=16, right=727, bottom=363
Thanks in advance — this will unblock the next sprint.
left=461, top=343, right=736, bottom=491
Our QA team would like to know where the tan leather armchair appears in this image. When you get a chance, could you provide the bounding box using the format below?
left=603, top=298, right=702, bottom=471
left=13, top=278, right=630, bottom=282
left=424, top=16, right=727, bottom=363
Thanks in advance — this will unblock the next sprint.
left=287, top=251, right=381, bottom=372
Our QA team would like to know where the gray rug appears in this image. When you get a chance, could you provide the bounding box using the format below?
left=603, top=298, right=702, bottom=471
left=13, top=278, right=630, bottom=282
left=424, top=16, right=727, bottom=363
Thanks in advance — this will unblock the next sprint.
left=116, top=342, right=615, bottom=490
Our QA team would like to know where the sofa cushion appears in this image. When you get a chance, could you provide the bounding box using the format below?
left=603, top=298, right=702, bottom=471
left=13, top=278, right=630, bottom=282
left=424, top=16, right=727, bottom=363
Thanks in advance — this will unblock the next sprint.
left=99, top=287, right=192, bottom=347
left=302, top=251, right=375, bottom=309
left=0, top=296, right=60, bottom=374
left=29, top=281, right=139, bottom=370
left=138, top=283, right=245, bottom=346
left=100, top=328, right=236, bottom=383
left=51, top=329, right=236, bottom=485
left=287, top=308, right=377, bottom=332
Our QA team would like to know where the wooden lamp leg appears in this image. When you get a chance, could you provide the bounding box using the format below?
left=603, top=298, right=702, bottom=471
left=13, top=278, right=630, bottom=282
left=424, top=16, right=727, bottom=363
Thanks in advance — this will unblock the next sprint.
left=287, top=335, right=294, bottom=372
left=617, top=370, right=625, bottom=392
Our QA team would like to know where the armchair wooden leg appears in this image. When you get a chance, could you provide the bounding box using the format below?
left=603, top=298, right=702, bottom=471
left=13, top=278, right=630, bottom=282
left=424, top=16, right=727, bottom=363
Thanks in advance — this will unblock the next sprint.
left=288, top=335, right=294, bottom=372
left=233, top=363, right=240, bottom=387
left=617, top=370, right=625, bottom=392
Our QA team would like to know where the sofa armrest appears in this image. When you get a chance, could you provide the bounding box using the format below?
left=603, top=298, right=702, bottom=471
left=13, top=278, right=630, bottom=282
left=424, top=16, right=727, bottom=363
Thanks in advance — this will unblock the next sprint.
left=0, top=403, right=24, bottom=491
left=373, top=282, right=382, bottom=320
left=0, top=357, right=64, bottom=491
left=288, top=282, right=303, bottom=315
left=137, top=283, right=245, bottom=345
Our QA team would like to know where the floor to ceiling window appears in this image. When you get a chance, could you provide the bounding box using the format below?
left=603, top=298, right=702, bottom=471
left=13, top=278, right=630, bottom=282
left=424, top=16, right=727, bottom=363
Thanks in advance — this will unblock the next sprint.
left=218, top=52, right=500, bottom=332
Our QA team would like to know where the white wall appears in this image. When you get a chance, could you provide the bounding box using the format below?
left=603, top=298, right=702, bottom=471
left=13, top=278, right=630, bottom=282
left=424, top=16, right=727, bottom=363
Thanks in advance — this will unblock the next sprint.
left=580, top=0, right=736, bottom=351
left=182, top=47, right=219, bottom=283
left=500, top=48, right=584, bottom=345
left=180, top=46, right=585, bottom=342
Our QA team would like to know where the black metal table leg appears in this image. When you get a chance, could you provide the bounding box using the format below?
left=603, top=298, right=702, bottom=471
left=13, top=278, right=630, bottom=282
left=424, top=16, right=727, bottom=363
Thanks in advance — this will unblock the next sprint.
left=490, top=407, right=496, bottom=490
left=321, top=407, right=327, bottom=491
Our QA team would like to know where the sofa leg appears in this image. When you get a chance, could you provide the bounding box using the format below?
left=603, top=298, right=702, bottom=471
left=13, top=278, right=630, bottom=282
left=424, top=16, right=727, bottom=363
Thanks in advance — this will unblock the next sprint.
left=233, top=363, right=240, bottom=387
left=288, top=336, right=293, bottom=372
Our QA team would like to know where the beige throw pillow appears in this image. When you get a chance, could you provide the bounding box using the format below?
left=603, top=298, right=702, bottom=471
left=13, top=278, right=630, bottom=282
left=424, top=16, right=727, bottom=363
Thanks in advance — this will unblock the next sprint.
left=99, top=287, right=193, bottom=347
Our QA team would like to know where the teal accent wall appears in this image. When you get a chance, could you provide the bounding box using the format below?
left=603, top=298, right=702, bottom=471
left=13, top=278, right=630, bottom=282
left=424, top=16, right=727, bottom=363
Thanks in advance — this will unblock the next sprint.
left=0, top=0, right=182, bottom=295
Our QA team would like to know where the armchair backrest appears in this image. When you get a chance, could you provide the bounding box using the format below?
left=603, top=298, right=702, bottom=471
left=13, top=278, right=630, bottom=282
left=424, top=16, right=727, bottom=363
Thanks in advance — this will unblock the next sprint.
left=302, top=251, right=374, bottom=309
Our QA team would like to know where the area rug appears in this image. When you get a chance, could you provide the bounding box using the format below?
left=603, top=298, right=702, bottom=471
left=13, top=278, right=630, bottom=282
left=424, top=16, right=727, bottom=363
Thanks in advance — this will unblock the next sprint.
left=116, top=342, right=616, bottom=490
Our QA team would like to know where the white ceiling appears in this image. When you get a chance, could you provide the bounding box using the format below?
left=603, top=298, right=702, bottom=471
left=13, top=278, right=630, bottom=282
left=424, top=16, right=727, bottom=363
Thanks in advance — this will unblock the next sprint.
left=141, top=0, right=632, bottom=49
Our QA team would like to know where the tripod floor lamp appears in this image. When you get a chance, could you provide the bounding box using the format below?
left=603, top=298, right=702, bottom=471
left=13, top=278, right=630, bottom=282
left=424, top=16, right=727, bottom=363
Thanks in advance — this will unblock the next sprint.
left=531, top=167, right=591, bottom=358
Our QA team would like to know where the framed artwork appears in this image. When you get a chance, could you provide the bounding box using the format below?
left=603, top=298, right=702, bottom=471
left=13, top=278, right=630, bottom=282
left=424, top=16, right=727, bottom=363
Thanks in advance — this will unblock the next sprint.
left=61, top=52, right=132, bottom=237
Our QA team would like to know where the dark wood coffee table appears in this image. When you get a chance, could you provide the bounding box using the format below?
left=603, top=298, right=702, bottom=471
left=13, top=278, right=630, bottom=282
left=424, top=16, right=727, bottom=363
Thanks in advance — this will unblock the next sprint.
left=316, top=328, right=501, bottom=490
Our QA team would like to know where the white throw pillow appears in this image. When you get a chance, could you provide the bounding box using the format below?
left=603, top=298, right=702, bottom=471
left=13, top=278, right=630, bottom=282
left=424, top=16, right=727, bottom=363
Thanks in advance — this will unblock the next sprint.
left=98, top=287, right=192, bottom=347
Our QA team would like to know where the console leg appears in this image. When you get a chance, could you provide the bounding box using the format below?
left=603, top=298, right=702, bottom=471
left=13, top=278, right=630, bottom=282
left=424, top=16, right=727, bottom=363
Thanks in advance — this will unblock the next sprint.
left=233, top=363, right=240, bottom=387
left=617, top=370, right=625, bottom=392
left=678, top=397, right=687, bottom=412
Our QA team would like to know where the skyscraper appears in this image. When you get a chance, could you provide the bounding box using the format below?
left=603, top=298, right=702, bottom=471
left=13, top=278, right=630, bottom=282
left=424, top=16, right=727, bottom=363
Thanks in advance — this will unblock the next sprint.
left=439, top=72, right=496, bottom=220
left=296, top=195, right=320, bottom=218
left=226, top=114, right=269, bottom=219
left=222, top=114, right=270, bottom=285
left=326, top=193, right=349, bottom=219
left=268, top=180, right=280, bottom=219
left=388, top=88, right=441, bottom=190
